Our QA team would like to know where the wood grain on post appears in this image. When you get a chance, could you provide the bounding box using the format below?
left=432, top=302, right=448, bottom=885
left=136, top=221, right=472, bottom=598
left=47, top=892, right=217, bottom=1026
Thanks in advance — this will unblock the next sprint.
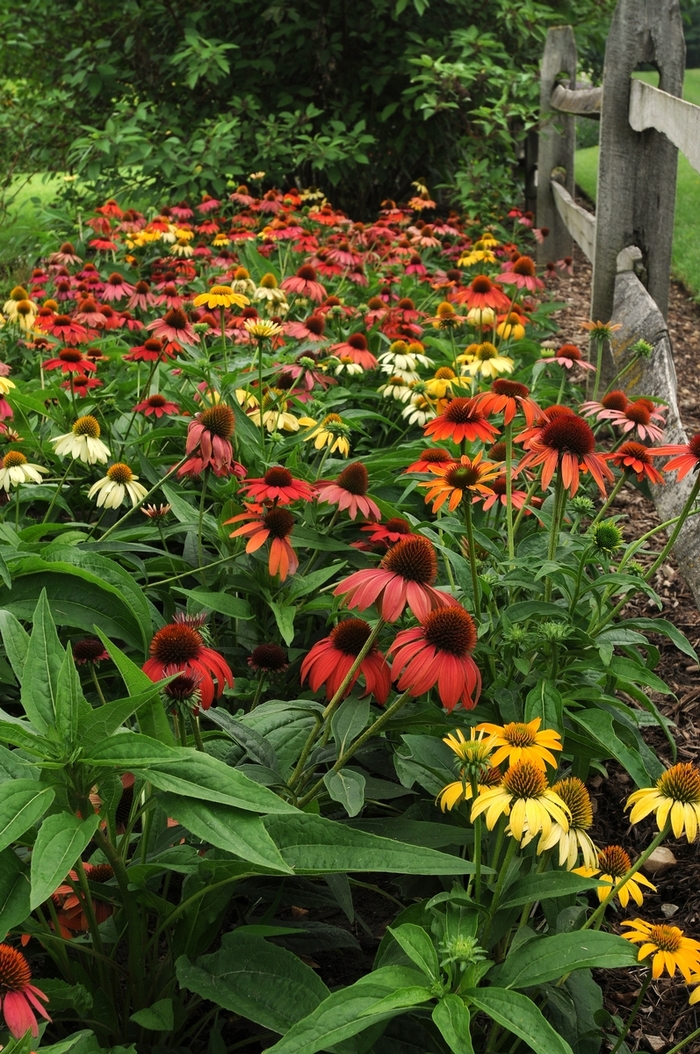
left=536, top=27, right=578, bottom=270
left=592, top=0, right=685, bottom=385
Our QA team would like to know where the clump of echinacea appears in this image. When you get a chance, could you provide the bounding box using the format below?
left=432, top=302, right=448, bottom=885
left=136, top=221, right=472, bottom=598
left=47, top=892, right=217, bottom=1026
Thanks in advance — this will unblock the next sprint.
left=88, top=463, right=148, bottom=509
left=51, top=415, right=111, bottom=464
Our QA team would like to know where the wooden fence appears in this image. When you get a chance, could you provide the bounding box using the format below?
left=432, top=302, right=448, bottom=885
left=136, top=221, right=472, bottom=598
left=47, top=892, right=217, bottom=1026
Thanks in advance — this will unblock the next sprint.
left=535, top=0, right=700, bottom=602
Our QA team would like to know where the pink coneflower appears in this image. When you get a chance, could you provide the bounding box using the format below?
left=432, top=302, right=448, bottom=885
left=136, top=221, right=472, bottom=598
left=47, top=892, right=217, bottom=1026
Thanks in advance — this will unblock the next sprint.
left=334, top=534, right=458, bottom=622
left=301, top=618, right=390, bottom=704
left=473, top=379, right=540, bottom=426
left=74, top=297, right=105, bottom=327
left=651, top=432, right=700, bottom=480
left=316, top=462, right=381, bottom=520
left=499, top=255, right=544, bottom=291
left=147, top=307, right=198, bottom=345
left=226, top=506, right=299, bottom=581
left=389, top=605, right=481, bottom=711
left=154, top=282, right=184, bottom=309
left=128, top=280, right=158, bottom=311
left=604, top=442, right=665, bottom=484
left=405, top=253, right=428, bottom=277
left=123, top=337, right=178, bottom=363
left=539, top=344, right=596, bottom=371
left=49, top=241, right=82, bottom=266
left=133, top=394, right=180, bottom=418
left=475, top=474, right=529, bottom=511
left=423, top=398, right=500, bottom=445
left=357, top=517, right=414, bottom=550
left=275, top=355, right=335, bottom=393
left=0, top=943, right=51, bottom=1038
left=281, top=264, right=327, bottom=302
left=329, top=333, right=377, bottom=369
left=598, top=399, right=666, bottom=442
left=580, top=389, right=630, bottom=421
left=43, top=347, right=97, bottom=374
left=198, top=194, right=221, bottom=214
left=170, top=201, right=194, bottom=220
left=179, top=404, right=239, bottom=478
left=518, top=413, right=613, bottom=496
left=143, top=622, right=233, bottom=710
left=284, top=314, right=327, bottom=341
left=239, top=466, right=314, bottom=505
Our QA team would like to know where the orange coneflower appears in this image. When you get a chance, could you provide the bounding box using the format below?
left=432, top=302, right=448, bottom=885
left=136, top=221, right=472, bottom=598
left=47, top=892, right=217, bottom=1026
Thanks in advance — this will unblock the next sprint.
left=452, top=274, right=511, bottom=311
left=475, top=474, right=529, bottom=511
left=301, top=618, right=390, bottom=704
left=329, top=333, right=377, bottom=369
left=143, top=621, right=233, bottom=710
left=388, top=605, right=482, bottom=711
left=357, top=517, right=414, bottom=550
left=518, top=413, right=613, bottom=496
left=404, top=448, right=454, bottom=474
left=604, top=442, right=665, bottom=484
left=473, top=379, right=540, bottom=425
left=43, top=347, right=97, bottom=374
left=423, top=397, right=500, bottom=445
left=420, top=452, right=499, bottom=513
left=651, top=432, right=700, bottom=480
left=226, top=506, right=299, bottom=581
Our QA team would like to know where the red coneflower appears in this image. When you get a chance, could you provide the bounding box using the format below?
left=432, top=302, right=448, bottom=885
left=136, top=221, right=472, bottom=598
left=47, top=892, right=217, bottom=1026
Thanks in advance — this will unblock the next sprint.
left=357, top=517, right=414, bottom=549
left=123, top=337, right=178, bottom=363
left=389, top=605, right=481, bottom=711
left=42, top=347, right=97, bottom=374
left=329, top=333, right=378, bottom=369
left=476, top=474, right=530, bottom=511
left=62, top=374, right=103, bottom=397
left=598, top=399, right=666, bottom=442
left=420, top=452, right=499, bottom=513
left=248, top=643, right=289, bottom=673
left=226, top=506, right=299, bottom=581
left=423, top=398, right=500, bottom=445
left=473, top=379, right=540, bottom=426
left=0, top=944, right=51, bottom=1038
left=316, top=462, right=381, bottom=520
left=652, top=432, right=700, bottom=480
left=301, top=618, right=390, bottom=704
left=239, top=465, right=314, bottom=505
left=604, top=441, right=665, bottom=484
left=133, top=394, right=180, bottom=417
left=40, top=314, right=89, bottom=344
left=180, top=404, right=241, bottom=478
left=499, top=255, right=544, bottom=292
left=452, top=274, right=511, bottom=311
left=74, top=296, right=106, bottom=327
left=404, top=448, right=454, bottom=474
left=334, top=534, right=457, bottom=622
left=281, top=264, right=327, bottom=302
left=284, top=314, right=327, bottom=341
left=519, top=413, right=613, bottom=496
left=147, top=307, right=198, bottom=345
left=72, top=638, right=109, bottom=665
left=143, top=621, right=233, bottom=709
left=515, top=403, right=577, bottom=450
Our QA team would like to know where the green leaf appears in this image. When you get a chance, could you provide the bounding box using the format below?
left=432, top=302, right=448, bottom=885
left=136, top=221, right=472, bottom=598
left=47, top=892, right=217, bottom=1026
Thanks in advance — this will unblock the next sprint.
left=0, top=781, right=55, bottom=853
left=173, top=587, right=253, bottom=620
left=203, top=709, right=279, bottom=771
left=264, top=965, right=428, bottom=1054
left=30, top=813, right=100, bottom=909
left=0, top=610, right=30, bottom=681
left=93, top=632, right=173, bottom=744
left=568, top=710, right=656, bottom=786
left=497, top=931, right=639, bottom=989
left=465, top=987, right=573, bottom=1054
left=525, top=681, right=563, bottom=736
left=176, top=931, right=329, bottom=1034
left=37, top=978, right=92, bottom=1015
left=141, top=752, right=297, bottom=814
left=323, top=769, right=365, bottom=818
left=55, top=648, right=92, bottom=745
left=432, top=995, right=475, bottom=1054
left=0, top=847, right=31, bottom=939
left=362, top=986, right=434, bottom=1014
left=500, top=872, right=605, bottom=909
left=387, top=924, right=439, bottom=980
left=21, top=589, right=65, bottom=733
left=623, top=617, right=698, bottom=660
left=130, top=999, right=174, bottom=1031
left=0, top=744, right=38, bottom=782
left=78, top=686, right=169, bottom=750
left=158, top=793, right=292, bottom=872
left=332, top=696, right=369, bottom=755
left=263, top=814, right=477, bottom=875
left=268, top=599, right=296, bottom=646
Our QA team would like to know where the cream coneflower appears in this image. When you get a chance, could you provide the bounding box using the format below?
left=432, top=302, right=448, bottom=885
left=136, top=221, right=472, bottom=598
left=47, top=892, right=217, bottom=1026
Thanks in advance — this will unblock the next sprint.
left=88, top=463, right=148, bottom=509
left=244, top=318, right=283, bottom=340
left=626, top=762, right=700, bottom=841
left=51, top=415, right=111, bottom=464
left=458, top=342, right=515, bottom=379
left=0, top=450, right=49, bottom=491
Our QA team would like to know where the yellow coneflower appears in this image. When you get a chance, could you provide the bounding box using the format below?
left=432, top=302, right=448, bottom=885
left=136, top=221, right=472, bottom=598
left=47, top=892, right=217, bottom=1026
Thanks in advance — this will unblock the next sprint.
left=243, top=318, right=282, bottom=340
left=621, top=919, right=700, bottom=981
left=575, top=845, right=656, bottom=906
left=626, top=762, right=700, bottom=841
left=303, top=413, right=351, bottom=456
left=470, top=761, right=570, bottom=849
left=541, top=776, right=598, bottom=869
left=194, top=285, right=249, bottom=311
left=475, top=717, right=562, bottom=772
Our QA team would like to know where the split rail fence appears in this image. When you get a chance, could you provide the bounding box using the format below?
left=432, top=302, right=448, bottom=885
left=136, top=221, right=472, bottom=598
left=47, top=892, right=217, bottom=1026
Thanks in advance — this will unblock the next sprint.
left=535, top=0, right=700, bottom=601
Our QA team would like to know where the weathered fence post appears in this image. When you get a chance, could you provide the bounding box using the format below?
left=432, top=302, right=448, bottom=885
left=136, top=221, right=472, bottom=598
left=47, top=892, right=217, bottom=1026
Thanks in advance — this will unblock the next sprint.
left=591, top=0, right=685, bottom=342
left=536, top=27, right=578, bottom=270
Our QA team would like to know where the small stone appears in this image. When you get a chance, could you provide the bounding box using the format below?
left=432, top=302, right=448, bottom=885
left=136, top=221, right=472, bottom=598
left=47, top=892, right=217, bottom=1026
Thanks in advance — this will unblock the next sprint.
left=685, top=664, right=700, bottom=672
left=644, top=1036, right=667, bottom=1054
left=644, top=847, right=677, bottom=874
left=661, top=903, right=679, bottom=918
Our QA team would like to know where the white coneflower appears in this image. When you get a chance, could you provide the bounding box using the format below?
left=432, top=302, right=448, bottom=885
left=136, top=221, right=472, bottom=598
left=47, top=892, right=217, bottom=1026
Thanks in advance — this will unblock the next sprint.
left=0, top=451, right=49, bottom=491
left=88, top=463, right=148, bottom=509
left=51, top=415, right=111, bottom=464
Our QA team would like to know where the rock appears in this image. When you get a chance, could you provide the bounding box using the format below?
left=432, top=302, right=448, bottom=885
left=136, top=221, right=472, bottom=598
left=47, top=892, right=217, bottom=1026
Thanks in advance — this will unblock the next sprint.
left=644, top=847, right=677, bottom=874
left=643, top=1036, right=667, bottom=1053
left=661, top=903, right=679, bottom=917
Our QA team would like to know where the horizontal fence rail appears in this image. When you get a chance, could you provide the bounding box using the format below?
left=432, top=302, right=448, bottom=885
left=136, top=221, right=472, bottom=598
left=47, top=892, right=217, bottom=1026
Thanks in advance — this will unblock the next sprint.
left=628, top=78, right=700, bottom=173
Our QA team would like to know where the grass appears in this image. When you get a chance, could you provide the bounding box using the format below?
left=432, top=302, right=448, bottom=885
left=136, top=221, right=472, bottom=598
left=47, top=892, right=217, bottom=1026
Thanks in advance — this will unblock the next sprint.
left=0, top=173, right=67, bottom=284
left=574, top=69, right=700, bottom=296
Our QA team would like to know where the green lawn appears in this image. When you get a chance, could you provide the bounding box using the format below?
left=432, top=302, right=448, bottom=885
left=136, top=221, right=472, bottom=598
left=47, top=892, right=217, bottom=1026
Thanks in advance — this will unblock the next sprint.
left=575, top=69, right=700, bottom=295
left=0, top=173, right=66, bottom=282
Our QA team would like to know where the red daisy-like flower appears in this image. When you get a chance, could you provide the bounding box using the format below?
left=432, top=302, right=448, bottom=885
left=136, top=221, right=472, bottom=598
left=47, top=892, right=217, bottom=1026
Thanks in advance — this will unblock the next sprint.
left=604, top=441, right=665, bottom=484
left=301, top=618, right=391, bottom=704
left=123, top=337, right=177, bottom=363
left=143, top=622, right=233, bottom=710
left=128, top=280, right=158, bottom=311
left=334, top=534, right=457, bottom=622
left=358, top=517, right=414, bottom=549
left=284, top=314, right=327, bottom=342
left=0, top=943, right=51, bottom=1038
left=499, top=255, right=544, bottom=292
left=388, top=605, right=482, bottom=711
left=423, top=397, right=500, bottom=445
left=133, top=394, right=180, bottom=417
left=515, top=403, right=577, bottom=450
left=43, top=346, right=97, bottom=374
left=518, top=413, right=613, bottom=496
left=328, top=333, right=378, bottom=369
left=62, top=374, right=103, bottom=396
left=403, top=448, right=454, bottom=474
left=472, top=379, right=540, bottom=426
left=420, top=452, right=499, bottom=513
left=475, top=474, right=530, bottom=511
left=147, top=307, right=198, bottom=345
left=652, top=432, right=700, bottom=480
left=102, top=272, right=136, bottom=301
left=239, top=465, right=314, bottom=505
left=226, top=506, right=299, bottom=581
left=316, top=462, right=381, bottom=520
left=451, top=274, right=511, bottom=311
left=280, top=264, right=327, bottom=303
left=39, top=314, right=89, bottom=344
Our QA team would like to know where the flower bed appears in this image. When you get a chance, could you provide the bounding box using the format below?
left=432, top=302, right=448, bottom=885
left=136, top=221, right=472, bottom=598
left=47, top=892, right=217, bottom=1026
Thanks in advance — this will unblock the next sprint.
left=0, top=187, right=699, bottom=1054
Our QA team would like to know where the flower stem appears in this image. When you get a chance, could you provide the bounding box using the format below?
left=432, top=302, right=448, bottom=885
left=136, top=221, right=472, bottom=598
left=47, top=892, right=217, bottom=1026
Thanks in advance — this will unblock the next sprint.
left=464, top=498, right=481, bottom=618
left=592, top=336, right=605, bottom=401
left=470, top=773, right=482, bottom=900
left=90, top=664, right=108, bottom=705
left=609, top=969, right=652, bottom=1054
left=664, top=1025, right=700, bottom=1054
left=42, top=461, right=72, bottom=524
left=99, top=455, right=188, bottom=540
left=504, top=419, right=515, bottom=561
left=582, top=822, right=670, bottom=930
left=219, top=305, right=228, bottom=374
left=198, top=468, right=210, bottom=569
left=482, top=836, right=519, bottom=944
left=646, top=472, right=700, bottom=581
left=544, top=470, right=565, bottom=602
left=590, top=470, right=628, bottom=526
left=257, top=337, right=266, bottom=454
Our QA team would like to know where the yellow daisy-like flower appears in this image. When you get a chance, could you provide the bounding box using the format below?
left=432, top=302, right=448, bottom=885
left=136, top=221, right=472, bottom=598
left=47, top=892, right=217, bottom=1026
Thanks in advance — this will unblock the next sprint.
left=477, top=233, right=499, bottom=249
left=0, top=451, right=49, bottom=491
left=621, top=919, right=700, bottom=981
left=457, top=249, right=497, bottom=268
left=574, top=845, right=656, bottom=906
left=0, top=376, right=16, bottom=397
left=458, top=341, right=514, bottom=379
left=88, top=462, right=148, bottom=509
left=626, top=762, right=700, bottom=842
left=193, top=285, right=249, bottom=311
left=303, top=413, right=351, bottom=456
left=470, top=761, right=570, bottom=848
left=51, top=415, right=110, bottom=465
left=444, top=727, right=495, bottom=768
left=540, top=776, right=598, bottom=869
left=466, top=307, right=496, bottom=328
left=425, top=367, right=461, bottom=399
left=244, top=318, right=283, bottom=340
left=437, top=765, right=502, bottom=813
left=429, top=302, right=463, bottom=331
left=170, top=239, right=194, bottom=258
left=475, top=717, right=562, bottom=772
left=496, top=312, right=526, bottom=341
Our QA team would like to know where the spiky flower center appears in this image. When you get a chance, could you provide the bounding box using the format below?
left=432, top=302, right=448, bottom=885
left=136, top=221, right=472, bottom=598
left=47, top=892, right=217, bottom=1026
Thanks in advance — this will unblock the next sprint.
left=541, top=415, right=595, bottom=457
left=618, top=441, right=652, bottom=463
left=336, top=462, right=369, bottom=495
left=135, top=281, right=151, bottom=294
left=389, top=340, right=409, bottom=354
left=384, top=517, right=411, bottom=534
left=489, top=442, right=506, bottom=461
left=624, top=401, right=651, bottom=425
left=264, top=466, right=294, bottom=487
left=592, top=521, right=623, bottom=552
left=434, top=367, right=456, bottom=380
left=165, top=674, right=201, bottom=700
left=383, top=535, right=437, bottom=584
left=199, top=404, right=234, bottom=438
left=445, top=464, right=481, bottom=489
left=648, top=925, right=683, bottom=953
left=502, top=722, right=536, bottom=747
left=476, top=342, right=498, bottom=361
left=259, top=273, right=278, bottom=289
left=552, top=777, right=593, bottom=829
left=422, top=606, right=476, bottom=656
left=437, top=302, right=456, bottom=318
left=443, top=398, right=485, bottom=425
left=331, top=618, right=373, bottom=656
left=249, top=643, right=288, bottom=671
left=107, top=463, right=134, bottom=484
left=557, top=344, right=582, bottom=361
left=597, top=845, right=631, bottom=877
left=3, top=451, right=27, bottom=468
left=688, top=433, right=700, bottom=459
left=72, top=638, right=107, bottom=662
left=233, top=267, right=250, bottom=280
left=150, top=624, right=203, bottom=664
left=73, top=415, right=101, bottom=438
left=305, top=315, right=325, bottom=336
left=657, top=762, right=700, bottom=803
left=10, top=286, right=28, bottom=301
left=59, top=347, right=84, bottom=363
left=470, top=275, right=493, bottom=294
left=297, top=264, right=317, bottom=281
left=210, top=284, right=234, bottom=296
left=88, top=863, right=114, bottom=883
left=601, top=390, right=628, bottom=411
left=503, top=761, right=547, bottom=799
left=264, top=507, right=295, bottom=539
left=163, top=308, right=189, bottom=330
left=347, top=333, right=368, bottom=350
left=492, top=379, right=529, bottom=398
left=421, top=448, right=451, bottom=464
left=512, top=255, right=536, bottom=276
left=397, top=298, right=415, bottom=310
left=146, top=395, right=167, bottom=408
left=0, top=943, right=32, bottom=991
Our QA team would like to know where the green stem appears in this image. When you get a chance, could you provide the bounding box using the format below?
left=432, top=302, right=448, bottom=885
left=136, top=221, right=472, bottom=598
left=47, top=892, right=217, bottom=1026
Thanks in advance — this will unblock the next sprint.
left=609, top=970, right=652, bottom=1054
left=592, top=336, right=605, bottom=401
left=90, top=664, right=108, bottom=705
left=544, top=470, right=565, bottom=602
left=664, top=1024, right=700, bottom=1054
left=219, top=305, right=228, bottom=374
left=74, top=858, right=104, bottom=956
left=42, top=462, right=72, bottom=524
left=504, top=419, right=515, bottom=561
left=92, top=827, right=146, bottom=1006
left=511, top=478, right=540, bottom=538
left=119, top=358, right=158, bottom=460
left=464, top=498, right=481, bottom=618
left=257, top=337, right=266, bottom=454
left=590, top=471, right=628, bottom=526
left=646, top=472, right=700, bottom=581
left=198, top=468, right=210, bottom=569
left=190, top=713, right=205, bottom=751
left=583, top=823, right=670, bottom=930
left=555, top=368, right=567, bottom=405
left=470, top=773, right=482, bottom=901
left=483, top=836, right=519, bottom=944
